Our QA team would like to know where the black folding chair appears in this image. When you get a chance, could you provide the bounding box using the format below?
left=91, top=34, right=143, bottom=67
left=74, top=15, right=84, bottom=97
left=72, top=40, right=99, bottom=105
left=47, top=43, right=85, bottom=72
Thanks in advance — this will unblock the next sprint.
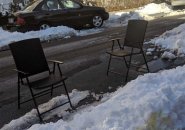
left=9, top=38, right=73, bottom=122
left=106, top=20, right=149, bottom=82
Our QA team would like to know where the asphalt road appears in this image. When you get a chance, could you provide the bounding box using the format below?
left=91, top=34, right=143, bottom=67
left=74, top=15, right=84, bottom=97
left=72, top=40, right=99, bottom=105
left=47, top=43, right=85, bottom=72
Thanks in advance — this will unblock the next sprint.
left=1, top=14, right=185, bottom=128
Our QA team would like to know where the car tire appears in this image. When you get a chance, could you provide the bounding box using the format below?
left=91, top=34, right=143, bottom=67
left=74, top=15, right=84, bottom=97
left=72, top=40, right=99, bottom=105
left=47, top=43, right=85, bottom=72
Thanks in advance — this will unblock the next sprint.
left=39, top=23, right=50, bottom=30
left=92, top=15, right=103, bottom=28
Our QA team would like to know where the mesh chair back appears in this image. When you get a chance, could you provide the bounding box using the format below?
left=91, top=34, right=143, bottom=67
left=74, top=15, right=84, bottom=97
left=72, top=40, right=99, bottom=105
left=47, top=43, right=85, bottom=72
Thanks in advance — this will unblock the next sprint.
left=9, top=38, right=49, bottom=77
left=124, top=20, right=148, bottom=48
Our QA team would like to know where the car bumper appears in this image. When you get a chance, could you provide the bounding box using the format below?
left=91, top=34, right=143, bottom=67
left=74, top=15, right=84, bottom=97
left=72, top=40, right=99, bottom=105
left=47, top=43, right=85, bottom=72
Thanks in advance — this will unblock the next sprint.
left=103, top=12, right=109, bottom=20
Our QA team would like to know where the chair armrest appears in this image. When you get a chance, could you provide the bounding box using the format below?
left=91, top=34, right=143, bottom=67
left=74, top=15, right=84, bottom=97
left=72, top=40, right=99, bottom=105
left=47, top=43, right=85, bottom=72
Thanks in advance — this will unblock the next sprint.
left=48, top=60, right=64, bottom=76
left=13, top=69, right=29, bottom=75
left=48, top=60, right=63, bottom=64
left=109, top=38, right=122, bottom=51
left=109, top=38, right=122, bottom=42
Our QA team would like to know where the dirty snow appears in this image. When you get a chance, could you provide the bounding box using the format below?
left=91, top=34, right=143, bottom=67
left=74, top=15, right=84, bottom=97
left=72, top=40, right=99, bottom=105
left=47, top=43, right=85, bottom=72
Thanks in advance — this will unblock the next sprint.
left=26, top=65, right=185, bottom=130
left=1, top=90, right=90, bottom=130
left=161, top=51, right=176, bottom=60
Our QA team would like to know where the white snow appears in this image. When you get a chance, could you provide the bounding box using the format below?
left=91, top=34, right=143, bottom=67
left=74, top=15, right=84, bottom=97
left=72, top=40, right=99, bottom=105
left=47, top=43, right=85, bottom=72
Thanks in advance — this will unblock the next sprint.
left=161, top=51, right=176, bottom=60
left=27, top=65, right=185, bottom=130
left=0, top=0, right=12, bottom=13
left=0, top=26, right=78, bottom=48
left=136, top=3, right=172, bottom=15
left=150, top=23, right=185, bottom=56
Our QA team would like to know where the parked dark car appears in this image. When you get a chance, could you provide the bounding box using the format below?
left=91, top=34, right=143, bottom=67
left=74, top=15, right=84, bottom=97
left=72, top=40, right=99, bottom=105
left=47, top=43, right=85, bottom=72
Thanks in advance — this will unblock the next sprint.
left=7, top=0, right=109, bottom=31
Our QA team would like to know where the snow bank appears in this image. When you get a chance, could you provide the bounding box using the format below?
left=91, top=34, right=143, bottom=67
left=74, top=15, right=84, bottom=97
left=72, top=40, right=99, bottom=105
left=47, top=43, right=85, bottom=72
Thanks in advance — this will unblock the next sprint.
left=136, top=3, right=172, bottom=15
left=27, top=65, right=185, bottom=130
left=106, top=3, right=173, bottom=27
left=0, top=26, right=77, bottom=48
left=161, top=51, right=176, bottom=60
left=150, top=23, right=185, bottom=56
left=0, top=0, right=12, bottom=13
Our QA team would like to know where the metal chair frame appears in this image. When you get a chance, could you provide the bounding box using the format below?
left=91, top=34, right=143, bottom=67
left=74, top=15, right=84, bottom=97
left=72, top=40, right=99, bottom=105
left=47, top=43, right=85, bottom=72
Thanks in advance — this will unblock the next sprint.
left=9, top=38, right=73, bottom=122
left=106, top=20, right=149, bottom=82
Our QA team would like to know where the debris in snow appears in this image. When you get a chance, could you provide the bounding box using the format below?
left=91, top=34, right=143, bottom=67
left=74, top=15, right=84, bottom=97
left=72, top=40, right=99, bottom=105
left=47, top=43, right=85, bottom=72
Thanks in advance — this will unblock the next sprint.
left=1, top=90, right=90, bottom=130
left=161, top=51, right=176, bottom=60
left=147, top=48, right=155, bottom=52
left=153, top=56, right=158, bottom=60
left=146, top=51, right=153, bottom=56
left=108, top=86, right=112, bottom=90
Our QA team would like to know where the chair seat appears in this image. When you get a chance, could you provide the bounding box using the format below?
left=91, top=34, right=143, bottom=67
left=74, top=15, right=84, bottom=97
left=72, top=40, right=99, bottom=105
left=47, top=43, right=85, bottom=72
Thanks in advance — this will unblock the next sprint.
left=106, top=50, right=132, bottom=57
left=29, top=74, right=67, bottom=89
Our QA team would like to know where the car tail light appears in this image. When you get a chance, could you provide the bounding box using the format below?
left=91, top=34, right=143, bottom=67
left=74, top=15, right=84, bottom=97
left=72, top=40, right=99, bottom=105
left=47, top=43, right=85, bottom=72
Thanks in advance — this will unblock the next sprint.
left=16, top=17, right=25, bottom=25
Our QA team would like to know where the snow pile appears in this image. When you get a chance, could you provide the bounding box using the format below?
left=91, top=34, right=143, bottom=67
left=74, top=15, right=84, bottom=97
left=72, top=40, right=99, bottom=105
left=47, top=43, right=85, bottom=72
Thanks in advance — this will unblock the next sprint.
left=27, top=65, right=185, bottom=130
left=1, top=90, right=90, bottom=130
left=150, top=23, right=185, bottom=56
left=136, top=3, right=172, bottom=15
left=0, top=26, right=77, bottom=48
left=0, top=0, right=12, bottom=13
left=106, top=3, right=173, bottom=26
left=161, top=51, right=176, bottom=60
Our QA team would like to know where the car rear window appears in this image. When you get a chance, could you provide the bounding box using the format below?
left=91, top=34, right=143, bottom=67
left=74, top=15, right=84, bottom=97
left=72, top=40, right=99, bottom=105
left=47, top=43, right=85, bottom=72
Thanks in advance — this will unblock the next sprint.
left=60, top=0, right=81, bottom=9
left=24, top=0, right=43, bottom=11
left=42, top=0, right=62, bottom=11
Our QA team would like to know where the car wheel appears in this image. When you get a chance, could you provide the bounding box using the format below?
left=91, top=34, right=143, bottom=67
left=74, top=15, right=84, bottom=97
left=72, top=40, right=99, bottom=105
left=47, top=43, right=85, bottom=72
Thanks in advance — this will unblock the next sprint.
left=39, top=23, right=50, bottom=30
left=92, top=15, right=103, bottom=28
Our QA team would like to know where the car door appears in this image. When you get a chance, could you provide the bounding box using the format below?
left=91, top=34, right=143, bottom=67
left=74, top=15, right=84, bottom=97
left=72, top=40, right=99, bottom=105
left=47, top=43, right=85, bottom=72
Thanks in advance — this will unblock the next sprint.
left=58, top=0, right=84, bottom=28
left=38, top=0, right=69, bottom=26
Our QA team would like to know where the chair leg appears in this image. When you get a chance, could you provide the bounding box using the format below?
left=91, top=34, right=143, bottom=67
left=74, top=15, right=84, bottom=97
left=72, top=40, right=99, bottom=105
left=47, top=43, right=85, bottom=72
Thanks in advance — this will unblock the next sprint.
left=18, top=77, right=21, bottom=109
left=107, top=55, right=112, bottom=76
left=63, top=81, right=73, bottom=109
left=50, top=85, right=54, bottom=97
left=20, top=78, right=24, bottom=85
left=123, top=57, right=128, bottom=68
left=53, top=62, right=56, bottom=74
left=57, top=64, right=63, bottom=76
left=28, top=85, right=43, bottom=122
left=141, top=50, right=150, bottom=72
left=125, top=54, right=133, bottom=82
left=25, top=77, right=42, bottom=120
